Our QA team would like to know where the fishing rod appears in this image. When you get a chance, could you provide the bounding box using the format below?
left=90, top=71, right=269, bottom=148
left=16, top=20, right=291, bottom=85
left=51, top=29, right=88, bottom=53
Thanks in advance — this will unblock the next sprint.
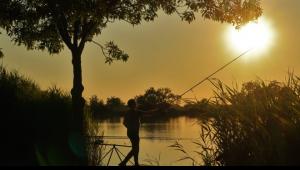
left=179, top=48, right=254, bottom=98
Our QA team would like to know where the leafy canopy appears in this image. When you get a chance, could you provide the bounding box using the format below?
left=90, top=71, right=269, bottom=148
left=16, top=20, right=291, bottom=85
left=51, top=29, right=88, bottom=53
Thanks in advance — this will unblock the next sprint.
left=0, top=0, right=262, bottom=62
left=136, top=87, right=180, bottom=111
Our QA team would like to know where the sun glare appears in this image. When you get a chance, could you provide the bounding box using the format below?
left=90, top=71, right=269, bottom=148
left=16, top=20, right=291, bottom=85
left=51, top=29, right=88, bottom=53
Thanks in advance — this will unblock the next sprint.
left=226, top=17, right=274, bottom=58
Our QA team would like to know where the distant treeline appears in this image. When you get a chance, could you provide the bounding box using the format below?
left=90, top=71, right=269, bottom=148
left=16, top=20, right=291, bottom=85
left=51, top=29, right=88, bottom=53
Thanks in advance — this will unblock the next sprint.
left=88, top=87, right=215, bottom=120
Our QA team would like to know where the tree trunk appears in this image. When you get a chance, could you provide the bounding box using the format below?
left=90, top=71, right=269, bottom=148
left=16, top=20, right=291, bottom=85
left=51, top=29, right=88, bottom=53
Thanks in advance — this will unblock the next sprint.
left=70, top=48, right=88, bottom=165
left=71, top=49, right=85, bottom=132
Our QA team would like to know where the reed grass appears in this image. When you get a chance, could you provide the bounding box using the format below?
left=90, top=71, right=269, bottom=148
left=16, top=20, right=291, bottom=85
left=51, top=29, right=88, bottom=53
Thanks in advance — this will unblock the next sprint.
left=196, top=74, right=300, bottom=165
left=171, top=73, right=300, bottom=166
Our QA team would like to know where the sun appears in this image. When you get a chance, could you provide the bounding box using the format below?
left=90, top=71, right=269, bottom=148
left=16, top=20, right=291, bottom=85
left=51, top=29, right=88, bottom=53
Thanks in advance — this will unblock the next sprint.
left=226, top=17, right=274, bottom=58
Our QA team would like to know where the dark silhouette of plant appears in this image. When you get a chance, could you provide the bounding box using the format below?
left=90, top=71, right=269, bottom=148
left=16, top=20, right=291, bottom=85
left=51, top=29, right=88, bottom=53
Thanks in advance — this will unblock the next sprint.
left=0, top=0, right=262, bottom=164
left=0, top=66, right=80, bottom=165
left=85, top=109, right=105, bottom=166
left=196, top=75, right=300, bottom=165
left=144, top=153, right=162, bottom=166
left=169, top=141, right=198, bottom=166
left=89, top=95, right=106, bottom=118
left=183, top=98, right=216, bottom=117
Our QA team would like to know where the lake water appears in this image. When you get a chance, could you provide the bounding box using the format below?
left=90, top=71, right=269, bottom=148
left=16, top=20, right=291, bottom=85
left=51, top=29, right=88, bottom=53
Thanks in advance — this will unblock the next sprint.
left=96, top=116, right=204, bottom=166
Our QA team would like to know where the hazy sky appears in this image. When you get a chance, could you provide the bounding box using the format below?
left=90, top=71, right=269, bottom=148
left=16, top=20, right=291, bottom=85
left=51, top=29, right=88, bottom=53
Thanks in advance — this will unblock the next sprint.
left=1, top=0, right=300, bottom=102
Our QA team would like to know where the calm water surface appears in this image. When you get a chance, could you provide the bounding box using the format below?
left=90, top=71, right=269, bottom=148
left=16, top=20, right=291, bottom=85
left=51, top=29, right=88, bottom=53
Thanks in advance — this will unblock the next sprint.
left=97, top=116, right=204, bottom=166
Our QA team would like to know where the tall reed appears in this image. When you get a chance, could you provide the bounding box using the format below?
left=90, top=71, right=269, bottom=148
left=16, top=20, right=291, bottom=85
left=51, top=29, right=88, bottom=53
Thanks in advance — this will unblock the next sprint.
left=197, top=74, right=300, bottom=165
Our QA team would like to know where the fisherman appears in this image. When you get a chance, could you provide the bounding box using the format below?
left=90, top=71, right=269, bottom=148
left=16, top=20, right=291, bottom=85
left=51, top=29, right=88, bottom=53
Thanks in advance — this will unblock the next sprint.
left=119, top=99, right=167, bottom=166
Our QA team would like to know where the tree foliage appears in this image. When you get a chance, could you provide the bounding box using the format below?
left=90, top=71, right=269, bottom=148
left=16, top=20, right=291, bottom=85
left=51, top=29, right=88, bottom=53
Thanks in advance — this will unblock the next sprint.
left=89, top=95, right=127, bottom=118
left=136, top=87, right=180, bottom=111
left=0, top=0, right=262, bottom=62
left=89, top=95, right=106, bottom=116
left=105, top=96, right=127, bottom=114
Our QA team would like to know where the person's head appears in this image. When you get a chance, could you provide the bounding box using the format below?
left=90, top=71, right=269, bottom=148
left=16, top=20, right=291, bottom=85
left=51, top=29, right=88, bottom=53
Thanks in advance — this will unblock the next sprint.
left=127, top=99, right=136, bottom=109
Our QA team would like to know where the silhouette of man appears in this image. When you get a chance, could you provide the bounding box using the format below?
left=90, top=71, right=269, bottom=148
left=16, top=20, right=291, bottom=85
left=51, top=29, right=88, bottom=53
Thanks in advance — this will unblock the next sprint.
left=119, top=99, right=140, bottom=166
left=119, top=99, right=159, bottom=166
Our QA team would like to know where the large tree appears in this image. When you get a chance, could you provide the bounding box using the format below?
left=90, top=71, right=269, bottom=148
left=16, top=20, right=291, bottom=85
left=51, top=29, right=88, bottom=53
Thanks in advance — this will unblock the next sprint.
left=0, top=0, right=262, bottom=164
left=136, top=87, right=180, bottom=111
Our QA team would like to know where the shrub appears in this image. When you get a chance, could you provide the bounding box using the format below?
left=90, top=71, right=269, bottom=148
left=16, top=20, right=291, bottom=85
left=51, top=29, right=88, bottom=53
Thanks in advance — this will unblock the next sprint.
left=0, top=66, right=77, bottom=165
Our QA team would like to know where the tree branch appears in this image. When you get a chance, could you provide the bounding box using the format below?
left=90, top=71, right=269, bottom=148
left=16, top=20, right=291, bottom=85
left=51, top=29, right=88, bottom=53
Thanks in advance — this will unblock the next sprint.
left=89, top=40, right=129, bottom=65
left=48, top=3, right=73, bottom=50
left=78, top=20, right=96, bottom=53
left=57, top=13, right=73, bottom=50
left=89, top=40, right=107, bottom=58
left=73, top=20, right=80, bottom=48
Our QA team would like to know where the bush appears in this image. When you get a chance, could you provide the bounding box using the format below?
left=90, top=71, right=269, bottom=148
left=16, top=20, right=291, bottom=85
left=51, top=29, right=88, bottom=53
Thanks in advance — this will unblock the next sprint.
left=0, top=66, right=77, bottom=165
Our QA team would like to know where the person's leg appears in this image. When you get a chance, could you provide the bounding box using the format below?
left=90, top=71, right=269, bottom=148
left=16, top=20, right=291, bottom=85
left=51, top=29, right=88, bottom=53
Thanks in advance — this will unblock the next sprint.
left=119, top=137, right=135, bottom=166
left=119, top=150, right=133, bottom=166
left=132, top=136, right=140, bottom=166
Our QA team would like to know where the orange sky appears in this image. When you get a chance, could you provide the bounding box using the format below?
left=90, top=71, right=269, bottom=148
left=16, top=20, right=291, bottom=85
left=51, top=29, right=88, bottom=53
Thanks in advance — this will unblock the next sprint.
left=1, top=0, right=300, bottom=102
